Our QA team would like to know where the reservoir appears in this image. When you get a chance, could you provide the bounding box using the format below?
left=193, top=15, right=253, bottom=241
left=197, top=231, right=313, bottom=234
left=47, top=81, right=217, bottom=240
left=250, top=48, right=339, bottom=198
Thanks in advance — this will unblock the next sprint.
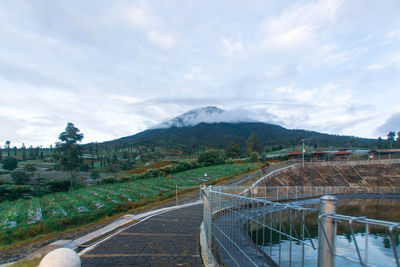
left=250, top=197, right=400, bottom=266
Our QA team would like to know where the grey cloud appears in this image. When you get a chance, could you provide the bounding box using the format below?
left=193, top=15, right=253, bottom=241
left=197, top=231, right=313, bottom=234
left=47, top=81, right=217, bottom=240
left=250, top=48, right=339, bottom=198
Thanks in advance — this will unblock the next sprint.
left=324, top=116, right=376, bottom=135
left=375, top=112, right=400, bottom=136
left=0, top=61, right=72, bottom=88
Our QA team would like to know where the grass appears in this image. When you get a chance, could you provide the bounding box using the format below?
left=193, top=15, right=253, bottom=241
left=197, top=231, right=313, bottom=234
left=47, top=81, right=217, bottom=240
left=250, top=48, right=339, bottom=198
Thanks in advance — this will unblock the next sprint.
left=0, top=163, right=259, bottom=247
left=10, top=257, right=42, bottom=267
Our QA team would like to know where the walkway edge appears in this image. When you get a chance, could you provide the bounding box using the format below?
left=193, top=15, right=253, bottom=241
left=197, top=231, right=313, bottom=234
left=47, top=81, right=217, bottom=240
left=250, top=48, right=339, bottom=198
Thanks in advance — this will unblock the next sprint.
left=200, top=222, right=217, bottom=267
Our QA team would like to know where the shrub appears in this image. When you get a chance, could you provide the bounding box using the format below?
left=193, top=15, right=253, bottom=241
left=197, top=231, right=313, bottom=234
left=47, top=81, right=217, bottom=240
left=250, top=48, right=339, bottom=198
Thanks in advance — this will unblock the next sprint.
left=2, top=157, right=18, bottom=171
left=198, top=149, right=224, bottom=166
left=0, top=184, right=33, bottom=201
left=80, top=164, right=90, bottom=172
left=250, top=152, right=259, bottom=162
left=145, top=168, right=160, bottom=178
left=11, top=170, right=30, bottom=185
left=174, top=161, right=192, bottom=172
left=99, top=177, right=117, bottom=184
left=24, top=164, right=37, bottom=172
left=118, top=176, right=131, bottom=183
left=225, top=158, right=234, bottom=164
left=45, top=179, right=71, bottom=193
left=90, top=170, right=100, bottom=180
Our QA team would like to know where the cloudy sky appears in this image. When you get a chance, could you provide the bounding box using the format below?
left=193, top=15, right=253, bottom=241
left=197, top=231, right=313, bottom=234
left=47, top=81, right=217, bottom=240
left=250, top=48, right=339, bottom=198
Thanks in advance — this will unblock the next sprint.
left=1, top=0, right=400, bottom=147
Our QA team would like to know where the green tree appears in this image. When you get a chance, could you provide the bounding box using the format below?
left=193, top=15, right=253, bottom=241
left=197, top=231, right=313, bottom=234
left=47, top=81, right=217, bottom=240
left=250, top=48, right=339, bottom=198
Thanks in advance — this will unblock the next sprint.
left=57, top=122, right=84, bottom=186
left=377, top=137, right=384, bottom=149
left=198, top=149, right=224, bottom=166
left=5, top=140, right=10, bottom=157
left=226, top=142, right=241, bottom=158
left=387, top=131, right=396, bottom=148
left=11, top=170, right=29, bottom=185
left=247, top=132, right=262, bottom=153
left=249, top=152, right=259, bottom=162
left=2, top=157, right=18, bottom=171
left=21, top=143, right=26, bottom=161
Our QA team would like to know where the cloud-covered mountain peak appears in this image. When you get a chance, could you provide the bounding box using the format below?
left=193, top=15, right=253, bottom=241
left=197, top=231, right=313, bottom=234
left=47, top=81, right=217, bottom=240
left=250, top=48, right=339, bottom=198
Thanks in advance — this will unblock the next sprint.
left=153, top=106, right=257, bottom=128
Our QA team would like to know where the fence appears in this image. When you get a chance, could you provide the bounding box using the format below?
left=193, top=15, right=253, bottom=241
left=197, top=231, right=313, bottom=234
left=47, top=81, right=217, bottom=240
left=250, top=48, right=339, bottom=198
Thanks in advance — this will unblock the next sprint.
left=201, top=186, right=400, bottom=267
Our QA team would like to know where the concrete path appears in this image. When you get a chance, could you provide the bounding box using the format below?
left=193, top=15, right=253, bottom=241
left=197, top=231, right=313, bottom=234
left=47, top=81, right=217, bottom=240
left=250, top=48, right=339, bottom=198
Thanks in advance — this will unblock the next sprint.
left=80, top=204, right=203, bottom=266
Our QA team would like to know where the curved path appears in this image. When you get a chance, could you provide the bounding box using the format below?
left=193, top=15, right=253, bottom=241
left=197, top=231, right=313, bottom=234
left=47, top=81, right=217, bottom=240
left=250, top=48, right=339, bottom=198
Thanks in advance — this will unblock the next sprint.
left=80, top=203, right=203, bottom=266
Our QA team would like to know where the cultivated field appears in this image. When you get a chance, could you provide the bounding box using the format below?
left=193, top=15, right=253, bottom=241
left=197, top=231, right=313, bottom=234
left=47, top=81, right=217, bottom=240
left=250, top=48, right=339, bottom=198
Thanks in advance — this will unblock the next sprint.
left=0, top=163, right=258, bottom=246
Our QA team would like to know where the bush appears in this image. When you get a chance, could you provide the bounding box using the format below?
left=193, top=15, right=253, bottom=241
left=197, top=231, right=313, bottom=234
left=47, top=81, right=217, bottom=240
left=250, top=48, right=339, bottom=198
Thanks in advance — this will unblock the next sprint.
left=173, top=161, right=192, bottom=172
left=24, top=164, right=37, bottom=172
left=2, top=157, right=18, bottom=171
left=118, top=176, right=131, bottom=183
left=80, top=164, right=90, bottom=172
left=45, top=179, right=70, bottom=193
left=250, top=152, right=259, bottom=162
left=0, top=184, right=33, bottom=202
left=90, top=170, right=100, bottom=180
left=11, top=170, right=30, bottom=185
left=99, top=177, right=117, bottom=184
left=225, top=158, right=234, bottom=164
left=145, top=168, right=160, bottom=178
left=198, top=149, right=224, bottom=166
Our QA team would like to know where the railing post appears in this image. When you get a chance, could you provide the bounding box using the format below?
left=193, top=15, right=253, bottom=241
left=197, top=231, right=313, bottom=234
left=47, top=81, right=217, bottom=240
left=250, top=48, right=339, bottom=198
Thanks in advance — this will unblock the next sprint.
left=203, top=186, right=212, bottom=250
left=318, top=195, right=337, bottom=267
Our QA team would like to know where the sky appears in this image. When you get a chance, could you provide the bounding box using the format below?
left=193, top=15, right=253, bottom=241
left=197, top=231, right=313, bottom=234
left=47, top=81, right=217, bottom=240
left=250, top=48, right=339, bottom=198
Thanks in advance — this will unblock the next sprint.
left=0, top=0, right=400, bottom=147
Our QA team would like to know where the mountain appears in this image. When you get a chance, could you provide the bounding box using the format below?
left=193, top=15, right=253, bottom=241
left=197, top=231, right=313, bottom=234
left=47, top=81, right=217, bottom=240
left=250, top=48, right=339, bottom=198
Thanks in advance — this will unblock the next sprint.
left=103, top=107, right=376, bottom=153
left=153, top=106, right=255, bottom=128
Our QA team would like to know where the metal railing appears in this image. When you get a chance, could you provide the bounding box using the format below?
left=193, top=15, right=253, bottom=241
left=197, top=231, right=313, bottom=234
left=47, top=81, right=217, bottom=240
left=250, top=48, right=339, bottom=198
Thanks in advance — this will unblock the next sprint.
left=201, top=186, right=400, bottom=267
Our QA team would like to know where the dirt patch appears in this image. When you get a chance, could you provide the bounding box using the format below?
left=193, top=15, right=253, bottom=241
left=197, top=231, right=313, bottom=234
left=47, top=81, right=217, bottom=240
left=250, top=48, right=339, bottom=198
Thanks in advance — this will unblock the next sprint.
left=123, top=161, right=173, bottom=174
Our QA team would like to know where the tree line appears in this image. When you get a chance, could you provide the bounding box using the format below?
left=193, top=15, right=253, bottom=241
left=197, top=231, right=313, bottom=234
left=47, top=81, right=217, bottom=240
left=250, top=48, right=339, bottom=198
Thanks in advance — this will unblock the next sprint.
left=376, top=131, right=400, bottom=149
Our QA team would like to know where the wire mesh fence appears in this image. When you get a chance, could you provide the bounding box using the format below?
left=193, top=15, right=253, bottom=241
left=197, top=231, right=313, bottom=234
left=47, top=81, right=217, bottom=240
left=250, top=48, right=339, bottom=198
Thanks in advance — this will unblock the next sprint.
left=201, top=186, right=400, bottom=267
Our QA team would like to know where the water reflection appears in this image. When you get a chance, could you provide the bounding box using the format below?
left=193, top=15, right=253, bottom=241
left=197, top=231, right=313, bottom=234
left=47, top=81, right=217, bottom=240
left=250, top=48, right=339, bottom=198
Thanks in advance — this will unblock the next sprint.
left=250, top=198, right=400, bottom=266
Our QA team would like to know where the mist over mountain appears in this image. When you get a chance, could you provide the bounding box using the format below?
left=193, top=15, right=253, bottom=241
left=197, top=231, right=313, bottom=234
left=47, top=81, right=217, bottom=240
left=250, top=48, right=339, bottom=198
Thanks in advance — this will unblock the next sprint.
left=103, top=106, right=375, bottom=153
left=153, top=106, right=257, bottom=129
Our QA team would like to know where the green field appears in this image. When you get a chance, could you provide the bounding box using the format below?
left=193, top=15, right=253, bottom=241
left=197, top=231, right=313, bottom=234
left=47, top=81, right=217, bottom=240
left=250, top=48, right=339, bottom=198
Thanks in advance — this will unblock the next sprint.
left=0, top=163, right=258, bottom=246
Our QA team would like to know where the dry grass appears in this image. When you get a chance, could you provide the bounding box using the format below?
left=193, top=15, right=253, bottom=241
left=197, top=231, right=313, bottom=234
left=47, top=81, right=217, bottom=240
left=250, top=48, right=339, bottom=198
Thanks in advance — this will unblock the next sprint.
left=9, top=257, right=41, bottom=267
left=123, top=161, right=173, bottom=174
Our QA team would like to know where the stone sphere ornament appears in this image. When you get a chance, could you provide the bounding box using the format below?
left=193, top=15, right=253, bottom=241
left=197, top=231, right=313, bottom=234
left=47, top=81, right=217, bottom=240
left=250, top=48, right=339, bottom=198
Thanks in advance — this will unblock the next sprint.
left=39, top=248, right=81, bottom=267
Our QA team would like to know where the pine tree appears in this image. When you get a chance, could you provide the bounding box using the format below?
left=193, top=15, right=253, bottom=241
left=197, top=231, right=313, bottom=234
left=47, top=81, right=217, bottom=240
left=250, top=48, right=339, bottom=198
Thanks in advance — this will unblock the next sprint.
left=57, top=122, right=84, bottom=186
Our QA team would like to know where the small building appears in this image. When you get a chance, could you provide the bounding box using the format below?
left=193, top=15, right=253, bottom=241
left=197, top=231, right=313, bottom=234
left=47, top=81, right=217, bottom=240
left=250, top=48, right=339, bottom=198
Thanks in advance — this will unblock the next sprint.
left=287, top=151, right=303, bottom=160
left=368, top=149, right=400, bottom=160
left=333, top=151, right=352, bottom=160
left=309, top=151, right=329, bottom=161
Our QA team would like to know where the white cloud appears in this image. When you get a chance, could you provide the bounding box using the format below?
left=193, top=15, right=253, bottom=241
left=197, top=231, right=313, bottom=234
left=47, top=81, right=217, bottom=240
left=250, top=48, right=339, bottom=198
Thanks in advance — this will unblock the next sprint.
left=320, top=44, right=367, bottom=65
left=114, top=2, right=177, bottom=50
left=364, top=64, right=385, bottom=71
left=387, top=29, right=400, bottom=39
left=147, top=30, right=177, bottom=50
left=265, top=67, right=283, bottom=77
left=115, top=2, right=155, bottom=29
left=222, top=38, right=244, bottom=56
left=259, top=0, right=342, bottom=50
left=184, top=67, right=210, bottom=81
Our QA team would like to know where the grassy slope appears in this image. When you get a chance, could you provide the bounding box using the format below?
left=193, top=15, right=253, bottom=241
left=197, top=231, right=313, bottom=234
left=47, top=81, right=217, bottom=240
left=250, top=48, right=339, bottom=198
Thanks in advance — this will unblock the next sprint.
left=0, top=163, right=259, bottom=247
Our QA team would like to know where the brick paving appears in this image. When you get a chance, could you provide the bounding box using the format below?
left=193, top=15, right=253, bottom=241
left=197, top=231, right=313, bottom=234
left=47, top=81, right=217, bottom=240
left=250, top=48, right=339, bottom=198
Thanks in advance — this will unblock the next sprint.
left=81, top=204, right=203, bottom=266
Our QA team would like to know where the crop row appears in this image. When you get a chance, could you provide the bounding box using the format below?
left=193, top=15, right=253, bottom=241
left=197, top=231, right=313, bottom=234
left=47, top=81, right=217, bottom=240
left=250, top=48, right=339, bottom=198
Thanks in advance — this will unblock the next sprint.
left=0, top=164, right=257, bottom=234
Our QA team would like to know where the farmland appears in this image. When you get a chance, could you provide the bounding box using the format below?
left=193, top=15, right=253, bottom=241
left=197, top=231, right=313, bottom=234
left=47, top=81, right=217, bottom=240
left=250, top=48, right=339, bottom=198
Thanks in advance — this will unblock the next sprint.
left=0, top=163, right=258, bottom=247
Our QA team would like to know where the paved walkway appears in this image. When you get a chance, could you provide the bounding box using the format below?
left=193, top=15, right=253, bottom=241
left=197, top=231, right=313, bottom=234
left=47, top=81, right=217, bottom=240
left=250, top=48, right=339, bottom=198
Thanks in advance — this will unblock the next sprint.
left=80, top=204, right=203, bottom=266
